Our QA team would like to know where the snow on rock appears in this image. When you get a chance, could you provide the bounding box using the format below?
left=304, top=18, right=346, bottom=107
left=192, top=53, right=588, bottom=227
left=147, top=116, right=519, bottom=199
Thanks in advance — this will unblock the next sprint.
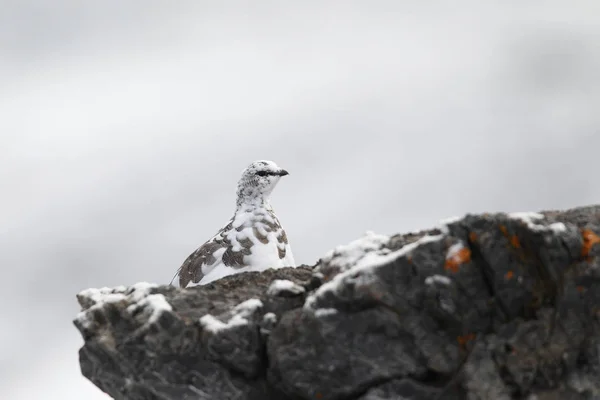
left=76, top=282, right=171, bottom=329
left=267, top=279, right=305, bottom=296
left=200, top=314, right=242, bottom=333
left=425, top=275, right=452, bottom=286
left=306, top=234, right=444, bottom=311
left=318, top=231, right=391, bottom=273
left=446, top=242, right=466, bottom=261
left=260, top=312, right=278, bottom=335
left=508, top=212, right=567, bottom=233
left=200, top=298, right=263, bottom=333
left=439, top=211, right=567, bottom=236
left=437, top=215, right=465, bottom=234
left=314, top=308, right=338, bottom=318
left=509, top=211, right=545, bottom=222
left=234, top=298, right=263, bottom=314
left=127, top=294, right=173, bottom=324
left=444, top=241, right=471, bottom=274
left=263, top=312, right=277, bottom=324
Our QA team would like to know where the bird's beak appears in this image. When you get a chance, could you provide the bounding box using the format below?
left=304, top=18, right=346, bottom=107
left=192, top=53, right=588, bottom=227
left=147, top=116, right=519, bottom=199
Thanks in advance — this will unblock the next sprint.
left=278, top=169, right=289, bottom=176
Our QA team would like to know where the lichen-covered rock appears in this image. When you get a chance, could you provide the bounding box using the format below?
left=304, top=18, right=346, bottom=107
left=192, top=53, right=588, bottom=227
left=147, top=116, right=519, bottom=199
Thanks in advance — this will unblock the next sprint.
left=74, top=205, right=600, bottom=400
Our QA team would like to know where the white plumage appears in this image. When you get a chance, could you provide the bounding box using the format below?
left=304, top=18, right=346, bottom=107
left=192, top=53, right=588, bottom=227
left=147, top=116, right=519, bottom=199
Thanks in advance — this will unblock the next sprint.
left=172, top=160, right=295, bottom=287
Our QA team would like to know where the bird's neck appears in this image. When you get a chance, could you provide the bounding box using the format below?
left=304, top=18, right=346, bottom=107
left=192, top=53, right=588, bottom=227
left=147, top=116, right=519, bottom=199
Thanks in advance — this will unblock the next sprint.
left=235, top=195, right=272, bottom=212
left=236, top=183, right=274, bottom=211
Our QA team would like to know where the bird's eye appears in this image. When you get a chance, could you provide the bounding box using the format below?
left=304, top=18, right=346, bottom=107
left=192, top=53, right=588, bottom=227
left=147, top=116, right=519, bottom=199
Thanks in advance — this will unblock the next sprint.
left=256, top=171, right=268, bottom=177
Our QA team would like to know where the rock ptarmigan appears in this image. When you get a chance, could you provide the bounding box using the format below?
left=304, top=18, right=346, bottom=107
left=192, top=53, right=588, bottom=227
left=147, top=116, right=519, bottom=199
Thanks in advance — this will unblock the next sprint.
left=171, top=160, right=295, bottom=287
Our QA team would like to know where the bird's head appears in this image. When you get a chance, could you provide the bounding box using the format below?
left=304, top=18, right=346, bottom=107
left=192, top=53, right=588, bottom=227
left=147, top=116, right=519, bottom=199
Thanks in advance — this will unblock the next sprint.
left=236, top=160, right=289, bottom=207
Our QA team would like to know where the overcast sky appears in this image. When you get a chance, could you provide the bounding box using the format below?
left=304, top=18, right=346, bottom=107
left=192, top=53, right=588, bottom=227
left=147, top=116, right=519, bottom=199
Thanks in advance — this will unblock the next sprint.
left=2, top=1, right=599, bottom=398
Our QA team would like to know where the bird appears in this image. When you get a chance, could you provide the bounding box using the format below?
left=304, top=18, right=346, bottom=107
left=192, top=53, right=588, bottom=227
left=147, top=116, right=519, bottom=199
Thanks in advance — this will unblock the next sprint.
left=171, top=160, right=295, bottom=287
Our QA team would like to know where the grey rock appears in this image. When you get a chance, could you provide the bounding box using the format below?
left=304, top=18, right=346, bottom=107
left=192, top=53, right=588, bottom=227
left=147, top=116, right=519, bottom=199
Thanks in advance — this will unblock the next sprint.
left=357, top=378, right=453, bottom=400
left=74, top=205, right=600, bottom=399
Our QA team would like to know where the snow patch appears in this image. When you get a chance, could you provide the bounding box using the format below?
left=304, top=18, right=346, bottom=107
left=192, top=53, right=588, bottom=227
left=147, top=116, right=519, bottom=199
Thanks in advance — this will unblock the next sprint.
left=200, top=298, right=264, bottom=333
left=200, top=315, right=234, bottom=333
left=425, top=275, right=451, bottom=286
left=508, top=212, right=567, bottom=233
left=446, top=241, right=467, bottom=262
left=233, top=298, right=263, bottom=314
left=437, top=215, right=464, bottom=234
left=305, top=234, right=444, bottom=310
left=127, top=294, right=173, bottom=324
left=549, top=223, right=567, bottom=232
left=314, top=308, right=338, bottom=318
left=263, top=312, right=277, bottom=324
left=76, top=282, right=170, bottom=329
left=267, top=279, right=305, bottom=296
left=319, top=231, right=391, bottom=273
left=439, top=297, right=456, bottom=313
left=509, top=212, right=544, bottom=221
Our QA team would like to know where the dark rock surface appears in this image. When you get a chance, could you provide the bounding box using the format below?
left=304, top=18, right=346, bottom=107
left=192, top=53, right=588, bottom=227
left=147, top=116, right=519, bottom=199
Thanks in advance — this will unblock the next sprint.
left=74, top=205, right=600, bottom=400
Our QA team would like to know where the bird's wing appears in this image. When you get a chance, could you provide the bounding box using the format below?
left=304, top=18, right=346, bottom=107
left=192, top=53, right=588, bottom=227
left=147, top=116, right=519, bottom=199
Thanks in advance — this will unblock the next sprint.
left=172, top=221, right=251, bottom=288
left=269, top=213, right=294, bottom=264
left=275, top=228, right=295, bottom=265
left=172, top=239, right=223, bottom=288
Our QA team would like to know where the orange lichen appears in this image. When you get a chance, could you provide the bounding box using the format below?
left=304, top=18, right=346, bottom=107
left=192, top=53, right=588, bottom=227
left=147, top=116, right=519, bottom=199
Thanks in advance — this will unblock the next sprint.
left=510, top=235, right=521, bottom=249
left=499, top=225, right=508, bottom=235
left=469, top=232, right=477, bottom=242
left=445, top=247, right=471, bottom=273
left=316, top=393, right=323, bottom=399
left=576, top=285, right=586, bottom=293
left=499, top=225, right=521, bottom=249
left=581, top=229, right=600, bottom=259
left=504, top=270, right=514, bottom=280
left=457, top=333, right=476, bottom=349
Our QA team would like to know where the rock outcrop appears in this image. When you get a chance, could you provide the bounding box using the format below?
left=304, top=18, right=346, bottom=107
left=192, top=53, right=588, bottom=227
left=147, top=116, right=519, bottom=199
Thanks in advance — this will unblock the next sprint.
left=74, top=205, right=600, bottom=400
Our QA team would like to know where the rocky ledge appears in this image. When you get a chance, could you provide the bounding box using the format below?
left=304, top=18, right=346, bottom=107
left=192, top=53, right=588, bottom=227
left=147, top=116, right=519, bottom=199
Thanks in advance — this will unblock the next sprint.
left=74, top=205, right=600, bottom=400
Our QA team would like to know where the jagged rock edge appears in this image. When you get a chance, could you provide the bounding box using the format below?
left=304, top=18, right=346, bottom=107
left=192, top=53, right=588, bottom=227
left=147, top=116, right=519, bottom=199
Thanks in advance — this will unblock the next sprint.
left=74, top=207, right=600, bottom=400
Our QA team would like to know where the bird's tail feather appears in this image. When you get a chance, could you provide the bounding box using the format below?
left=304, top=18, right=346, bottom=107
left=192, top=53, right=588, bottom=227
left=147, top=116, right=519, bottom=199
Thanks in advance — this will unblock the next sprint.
left=169, top=268, right=181, bottom=287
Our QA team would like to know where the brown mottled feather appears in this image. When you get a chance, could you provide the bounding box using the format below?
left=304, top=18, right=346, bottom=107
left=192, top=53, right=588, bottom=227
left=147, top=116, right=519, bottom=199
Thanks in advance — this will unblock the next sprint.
left=253, top=227, right=269, bottom=244
left=261, top=218, right=279, bottom=232
left=278, top=245, right=286, bottom=259
left=178, top=220, right=234, bottom=287
left=177, top=240, right=221, bottom=287
left=277, top=230, right=288, bottom=245
left=222, top=247, right=246, bottom=267
left=238, top=236, right=253, bottom=249
left=276, top=230, right=289, bottom=259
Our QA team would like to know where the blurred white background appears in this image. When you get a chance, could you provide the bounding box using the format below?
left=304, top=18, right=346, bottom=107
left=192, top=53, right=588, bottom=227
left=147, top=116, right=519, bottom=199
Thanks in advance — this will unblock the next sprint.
left=1, top=1, right=599, bottom=398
